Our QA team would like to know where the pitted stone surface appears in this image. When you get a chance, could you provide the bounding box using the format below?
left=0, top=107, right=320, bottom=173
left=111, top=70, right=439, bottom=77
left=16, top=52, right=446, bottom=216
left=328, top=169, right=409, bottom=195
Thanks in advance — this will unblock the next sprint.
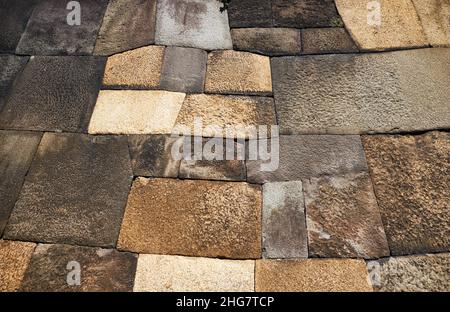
left=0, top=131, right=42, bottom=235
left=246, top=135, right=368, bottom=184
left=155, top=0, right=232, bottom=50
left=205, top=50, right=272, bottom=95
left=117, top=178, right=262, bottom=259
left=262, top=181, right=308, bottom=259
left=231, top=28, right=302, bottom=56
left=335, top=0, right=428, bottom=51
left=20, top=244, right=137, bottom=292
left=0, top=56, right=105, bottom=132
left=302, top=28, right=358, bottom=54
left=304, top=173, right=390, bottom=259
left=134, top=254, right=255, bottom=292
left=160, top=46, right=207, bottom=93
left=0, top=0, right=38, bottom=53
left=16, top=0, right=109, bottom=55
left=94, top=0, right=157, bottom=55
left=412, top=0, right=450, bottom=47
left=128, top=135, right=181, bottom=178
left=271, top=48, right=450, bottom=134
left=0, top=55, right=28, bottom=111
left=272, top=0, right=342, bottom=28
left=88, top=90, right=186, bottom=135
left=175, top=94, right=276, bottom=139
left=227, top=0, right=273, bottom=28
left=256, top=259, right=372, bottom=292
left=362, top=132, right=449, bottom=256
left=368, top=254, right=450, bottom=292
left=102, top=46, right=165, bottom=89
left=0, top=240, right=36, bottom=292
left=4, top=133, right=133, bottom=247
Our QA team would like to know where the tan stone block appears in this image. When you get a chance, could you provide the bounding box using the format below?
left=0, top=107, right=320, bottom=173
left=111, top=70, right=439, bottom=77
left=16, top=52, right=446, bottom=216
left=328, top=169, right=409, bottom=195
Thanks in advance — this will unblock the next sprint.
left=88, top=90, right=186, bottom=134
left=205, top=51, right=272, bottom=95
left=118, top=178, right=262, bottom=259
left=412, top=0, right=450, bottom=47
left=102, top=46, right=164, bottom=88
left=0, top=240, right=36, bottom=291
left=134, top=254, right=255, bottom=292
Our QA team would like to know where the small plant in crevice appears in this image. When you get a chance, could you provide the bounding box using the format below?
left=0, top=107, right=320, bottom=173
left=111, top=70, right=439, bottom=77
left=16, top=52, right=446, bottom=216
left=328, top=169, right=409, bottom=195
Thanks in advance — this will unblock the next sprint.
left=218, top=0, right=231, bottom=12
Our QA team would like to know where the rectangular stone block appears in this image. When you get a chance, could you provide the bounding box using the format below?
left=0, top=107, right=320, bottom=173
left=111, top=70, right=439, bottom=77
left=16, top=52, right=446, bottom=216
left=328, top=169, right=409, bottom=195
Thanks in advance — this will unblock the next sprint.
left=134, top=254, right=255, bottom=292
left=302, top=28, right=358, bottom=54
left=271, top=49, right=450, bottom=134
left=4, top=133, right=133, bottom=248
left=227, top=0, right=273, bottom=28
left=118, top=178, right=262, bottom=259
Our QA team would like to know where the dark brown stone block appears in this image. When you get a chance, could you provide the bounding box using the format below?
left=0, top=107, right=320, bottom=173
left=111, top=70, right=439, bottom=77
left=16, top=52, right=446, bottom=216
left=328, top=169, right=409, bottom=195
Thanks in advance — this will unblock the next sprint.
left=227, top=0, right=273, bottom=28
left=0, top=55, right=28, bottom=111
left=302, top=28, right=358, bottom=54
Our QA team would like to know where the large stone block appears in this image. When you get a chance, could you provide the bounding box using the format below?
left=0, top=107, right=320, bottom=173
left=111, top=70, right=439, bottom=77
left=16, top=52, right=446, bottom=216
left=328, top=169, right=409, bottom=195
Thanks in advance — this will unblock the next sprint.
left=301, top=28, right=358, bottom=54
left=227, top=0, right=273, bottom=28
left=0, top=55, right=28, bottom=111
left=412, top=0, right=450, bottom=47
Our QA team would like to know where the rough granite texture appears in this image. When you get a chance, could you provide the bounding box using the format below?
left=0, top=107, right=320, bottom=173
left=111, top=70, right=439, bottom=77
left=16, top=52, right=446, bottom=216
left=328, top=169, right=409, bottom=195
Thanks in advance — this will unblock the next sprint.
left=412, top=0, right=450, bottom=47
left=302, top=28, right=358, bottom=54
left=0, top=56, right=106, bottom=132
left=16, top=0, right=109, bottom=55
left=118, top=178, right=262, bottom=259
left=134, top=254, right=254, bottom=292
left=0, top=240, right=36, bottom=292
left=102, top=46, right=165, bottom=89
left=160, top=46, right=207, bottom=93
left=362, top=132, right=450, bottom=256
left=94, top=0, right=157, bottom=55
left=0, top=55, right=28, bottom=111
left=88, top=90, right=186, bottom=135
left=0, top=0, right=38, bottom=53
left=227, top=0, right=273, bottom=28
left=205, top=50, right=272, bottom=95
left=246, top=135, right=369, bottom=184
left=271, top=48, right=450, bottom=134
left=175, top=94, right=276, bottom=139
left=4, top=133, right=133, bottom=247
left=0, top=131, right=42, bottom=235
left=256, top=259, right=373, bottom=292
left=335, top=0, right=428, bottom=50
left=128, top=135, right=181, bottom=178
left=20, top=244, right=137, bottom=292
left=231, top=28, right=302, bottom=56
left=262, top=181, right=308, bottom=259
left=304, top=173, right=390, bottom=259
left=155, top=0, right=233, bottom=50
left=367, top=254, right=450, bottom=292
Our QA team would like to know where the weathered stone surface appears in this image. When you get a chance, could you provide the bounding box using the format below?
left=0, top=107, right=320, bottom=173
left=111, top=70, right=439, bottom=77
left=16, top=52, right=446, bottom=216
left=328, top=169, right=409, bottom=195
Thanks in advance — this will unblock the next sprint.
left=205, top=51, right=272, bottom=95
left=272, top=0, right=342, bottom=28
left=155, top=0, right=232, bottom=50
left=88, top=90, right=186, bottom=135
left=4, top=133, right=133, bottom=247
left=0, top=55, right=28, bottom=111
left=20, top=244, right=137, bottom=292
left=367, top=254, right=450, bottom=292
left=94, top=0, right=157, bottom=55
left=271, top=49, right=450, bottom=134
left=412, top=0, right=450, bottom=47
left=134, top=254, right=254, bottom=292
left=160, top=46, right=207, bottom=93
left=175, top=94, right=276, bottom=139
left=304, top=173, right=390, bottom=259
left=256, top=259, right=372, bottom=292
left=0, top=131, right=42, bottom=235
left=302, top=28, right=358, bottom=54
left=0, top=0, right=38, bottom=53
left=0, top=56, right=105, bottom=132
left=118, top=178, right=262, bottom=259
left=362, top=132, right=449, bottom=256
left=179, top=138, right=246, bottom=181
left=16, top=0, right=108, bottom=55
left=231, top=28, right=302, bottom=56
left=335, top=0, right=428, bottom=51
left=246, top=135, right=368, bottom=184
left=227, top=0, right=273, bottom=28
left=262, top=181, right=307, bottom=259
left=128, top=135, right=180, bottom=178
left=0, top=240, right=36, bottom=292
left=102, top=46, right=164, bottom=89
